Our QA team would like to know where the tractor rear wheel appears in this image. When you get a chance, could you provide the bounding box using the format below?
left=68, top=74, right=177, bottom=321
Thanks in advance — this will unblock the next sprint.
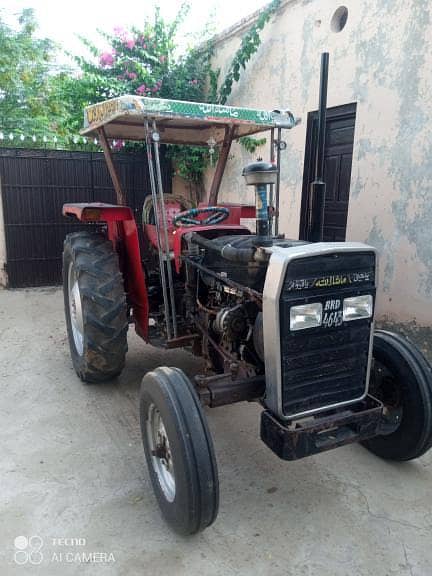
left=63, top=231, right=128, bottom=382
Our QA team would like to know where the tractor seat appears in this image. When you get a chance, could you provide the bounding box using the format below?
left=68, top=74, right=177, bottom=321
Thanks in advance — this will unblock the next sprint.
left=142, top=194, right=191, bottom=251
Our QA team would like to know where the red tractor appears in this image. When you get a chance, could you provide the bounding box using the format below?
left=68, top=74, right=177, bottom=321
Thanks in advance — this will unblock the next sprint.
left=62, top=58, right=432, bottom=535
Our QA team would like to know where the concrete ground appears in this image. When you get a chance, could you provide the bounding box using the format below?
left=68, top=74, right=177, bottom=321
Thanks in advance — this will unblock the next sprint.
left=1, top=289, right=432, bottom=576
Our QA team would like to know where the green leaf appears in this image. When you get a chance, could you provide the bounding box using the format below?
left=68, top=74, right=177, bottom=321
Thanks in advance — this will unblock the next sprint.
left=217, top=0, right=281, bottom=104
left=239, top=136, right=267, bottom=154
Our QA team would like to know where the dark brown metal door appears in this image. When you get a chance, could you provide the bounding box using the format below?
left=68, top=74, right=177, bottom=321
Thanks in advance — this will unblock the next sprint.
left=300, top=103, right=356, bottom=241
left=0, top=148, right=171, bottom=288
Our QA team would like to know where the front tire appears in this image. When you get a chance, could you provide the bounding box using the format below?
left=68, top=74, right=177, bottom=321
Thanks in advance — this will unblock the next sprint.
left=140, top=367, right=219, bottom=535
left=363, top=330, right=432, bottom=461
left=63, top=231, right=128, bottom=382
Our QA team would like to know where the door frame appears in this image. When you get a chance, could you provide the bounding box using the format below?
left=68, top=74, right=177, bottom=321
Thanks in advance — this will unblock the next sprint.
left=299, top=102, right=357, bottom=240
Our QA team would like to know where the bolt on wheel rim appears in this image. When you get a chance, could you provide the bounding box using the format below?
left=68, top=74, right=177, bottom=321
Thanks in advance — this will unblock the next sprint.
left=68, top=262, right=84, bottom=356
left=147, top=403, right=176, bottom=502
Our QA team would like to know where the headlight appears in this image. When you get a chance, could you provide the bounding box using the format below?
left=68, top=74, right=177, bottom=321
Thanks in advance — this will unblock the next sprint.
left=290, top=303, right=322, bottom=331
left=343, top=295, right=373, bottom=322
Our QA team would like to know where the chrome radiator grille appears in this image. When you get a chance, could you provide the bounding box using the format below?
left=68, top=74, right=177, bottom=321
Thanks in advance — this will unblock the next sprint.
left=279, top=251, right=376, bottom=418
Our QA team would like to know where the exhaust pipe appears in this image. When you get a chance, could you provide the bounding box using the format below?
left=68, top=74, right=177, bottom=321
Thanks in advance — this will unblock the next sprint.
left=309, top=52, right=329, bottom=242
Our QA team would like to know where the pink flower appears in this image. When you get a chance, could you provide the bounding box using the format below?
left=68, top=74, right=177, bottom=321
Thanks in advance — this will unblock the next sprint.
left=112, top=139, right=125, bottom=151
left=189, top=79, right=198, bottom=85
left=142, top=43, right=147, bottom=49
left=128, top=71, right=137, bottom=80
left=99, top=52, right=115, bottom=67
left=136, top=84, right=147, bottom=95
left=124, top=38, right=135, bottom=50
left=159, top=55, right=166, bottom=63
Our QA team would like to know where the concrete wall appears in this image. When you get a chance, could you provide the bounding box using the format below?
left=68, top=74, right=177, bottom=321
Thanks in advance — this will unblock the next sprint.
left=209, top=0, right=432, bottom=330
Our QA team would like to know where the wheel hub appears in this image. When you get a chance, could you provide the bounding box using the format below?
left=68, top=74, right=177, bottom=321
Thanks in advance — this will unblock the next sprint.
left=371, top=359, right=403, bottom=434
left=68, top=262, right=84, bottom=356
left=147, top=404, right=176, bottom=502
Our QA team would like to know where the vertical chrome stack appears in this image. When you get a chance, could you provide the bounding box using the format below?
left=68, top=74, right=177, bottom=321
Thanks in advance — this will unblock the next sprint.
left=144, top=120, right=178, bottom=339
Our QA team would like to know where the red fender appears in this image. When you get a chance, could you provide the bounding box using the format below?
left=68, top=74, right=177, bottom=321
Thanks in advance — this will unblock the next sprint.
left=63, top=203, right=149, bottom=340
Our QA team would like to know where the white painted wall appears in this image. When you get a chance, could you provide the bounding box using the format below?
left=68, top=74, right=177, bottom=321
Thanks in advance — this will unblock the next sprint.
left=209, top=0, right=432, bottom=328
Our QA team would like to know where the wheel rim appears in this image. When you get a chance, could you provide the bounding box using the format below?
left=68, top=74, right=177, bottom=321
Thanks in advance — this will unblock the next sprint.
left=68, top=262, right=84, bottom=356
left=147, top=403, right=176, bottom=502
left=371, top=359, right=403, bottom=431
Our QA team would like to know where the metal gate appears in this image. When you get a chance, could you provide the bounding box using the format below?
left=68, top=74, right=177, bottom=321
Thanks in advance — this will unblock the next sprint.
left=0, top=147, right=171, bottom=287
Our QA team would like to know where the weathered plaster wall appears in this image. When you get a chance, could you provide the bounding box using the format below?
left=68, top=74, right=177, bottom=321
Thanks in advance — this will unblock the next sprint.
left=210, top=0, right=432, bottom=329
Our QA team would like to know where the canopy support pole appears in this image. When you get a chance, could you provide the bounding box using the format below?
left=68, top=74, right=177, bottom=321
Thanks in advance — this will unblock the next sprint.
left=274, top=127, right=282, bottom=237
left=152, top=120, right=178, bottom=338
left=269, top=128, right=275, bottom=236
left=144, top=120, right=177, bottom=340
left=97, top=128, right=127, bottom=206
left=208, top=125, right=235, bottom=206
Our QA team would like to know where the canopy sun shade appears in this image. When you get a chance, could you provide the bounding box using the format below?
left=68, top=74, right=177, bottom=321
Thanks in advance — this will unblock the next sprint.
left=81, top=95, right=298, bottom=145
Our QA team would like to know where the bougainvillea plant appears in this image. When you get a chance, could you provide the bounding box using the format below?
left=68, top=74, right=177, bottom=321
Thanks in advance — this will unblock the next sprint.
left=58, top=2, right=280, bottom=184
left=60, top=6, right=216, bottom=176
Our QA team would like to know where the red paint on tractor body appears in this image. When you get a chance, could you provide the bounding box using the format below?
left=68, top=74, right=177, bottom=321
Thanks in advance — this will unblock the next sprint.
left=63, top=203, right=149, bottom=340
left=63, top=203, right=133, bottom=222
left=143, top=198, right=183, bottom=252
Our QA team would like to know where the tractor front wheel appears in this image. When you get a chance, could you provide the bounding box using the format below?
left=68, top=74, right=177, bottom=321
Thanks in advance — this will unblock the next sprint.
left=363, top=330, right=432, bottom=461
left=140, top=367, right=219, bottom=535
left=63, top=231, right=128, bottom=382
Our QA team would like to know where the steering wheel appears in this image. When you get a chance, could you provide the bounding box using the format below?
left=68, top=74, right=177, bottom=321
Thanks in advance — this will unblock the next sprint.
left=173, top=206, right=230, bottom=227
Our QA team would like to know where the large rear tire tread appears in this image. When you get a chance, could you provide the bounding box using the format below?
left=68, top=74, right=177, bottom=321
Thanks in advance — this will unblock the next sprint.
left=140, top=366, right=219, bottom=535
left=63, top=231, right=128, bottom=383
left=363, top=330, right=432, bottom=461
